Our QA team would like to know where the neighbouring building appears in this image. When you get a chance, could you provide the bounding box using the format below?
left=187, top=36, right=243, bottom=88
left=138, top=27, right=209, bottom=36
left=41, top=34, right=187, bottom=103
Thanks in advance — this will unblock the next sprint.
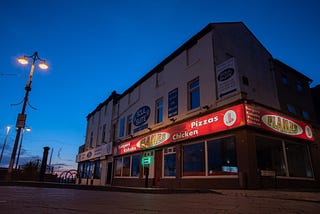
left=76, top=22, right=320, bottom=189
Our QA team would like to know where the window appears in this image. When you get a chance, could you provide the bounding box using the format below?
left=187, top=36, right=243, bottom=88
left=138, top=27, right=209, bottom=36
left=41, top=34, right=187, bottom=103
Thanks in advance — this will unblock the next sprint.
left=287, top=104, right=296, bottom=115
left=301, top=110, right=309, bottom=120
left=155, top=98, right=163, bottom=124
left=207, top=137, right=237, bottom=176
left=101, top=124, right=106, bottom=144
left=256, top=136, right=286, bottom=176
left=115, top=154, right=141, bottom=177
left=114, top=157, right=122, bottom=176
left=164, top=147, right=176, bottom=176
left=183, top=142, right=205, bottom=176
left=131, top=154, right=140, bottom=177
left=122, top=156, right=131, bottom=176
left=89, top=132, right=93, bottom=148
left=168, top=88, right=178, bottom=118
left=285, top=142, right=313, bottom=177
left=93, top=160, right=101, bottom=179
left=296, top=80, right=303, bottom=92
left=127, top=114, right=132, bottom=135
left=119, top=117, right=125, bottom=137
left=188, top=78, right=200, bottom=110
left=281, top=72, right=288, bottom=85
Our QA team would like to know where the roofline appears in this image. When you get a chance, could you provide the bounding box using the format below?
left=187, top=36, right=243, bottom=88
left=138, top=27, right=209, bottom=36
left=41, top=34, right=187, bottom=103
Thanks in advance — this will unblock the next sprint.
left=273, top=58, right=313, bottom=83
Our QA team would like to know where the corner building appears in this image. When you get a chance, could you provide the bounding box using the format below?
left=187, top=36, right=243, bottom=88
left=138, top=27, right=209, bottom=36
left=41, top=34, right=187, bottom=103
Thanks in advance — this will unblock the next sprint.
left=76, top=22, right=320, bottom=189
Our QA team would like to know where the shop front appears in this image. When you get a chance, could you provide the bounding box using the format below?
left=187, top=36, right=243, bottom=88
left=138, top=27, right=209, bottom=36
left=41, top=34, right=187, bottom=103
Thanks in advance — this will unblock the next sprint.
left=76, top=142, right=113, bottom=185
left=112, top=103, right=318, bottom=189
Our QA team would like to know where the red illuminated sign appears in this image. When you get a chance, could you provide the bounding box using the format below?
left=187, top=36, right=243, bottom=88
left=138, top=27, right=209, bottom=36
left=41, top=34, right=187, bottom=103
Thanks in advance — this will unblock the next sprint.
left=115, top=104, right=246, bottom=155
left=245, top=104, right=314, bottom=141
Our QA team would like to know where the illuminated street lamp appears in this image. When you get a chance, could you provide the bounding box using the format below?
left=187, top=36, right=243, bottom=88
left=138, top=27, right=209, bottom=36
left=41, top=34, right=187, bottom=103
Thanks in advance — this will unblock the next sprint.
left=0, top=126, right=11, bottom=163
left=15, top=127, right=31, bottom=169
left=7, top=52, right=48, bottom=178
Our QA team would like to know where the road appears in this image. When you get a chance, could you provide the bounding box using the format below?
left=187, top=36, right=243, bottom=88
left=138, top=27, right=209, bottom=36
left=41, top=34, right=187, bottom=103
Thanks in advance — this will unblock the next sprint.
left=0, top=186, right=320, bottom=213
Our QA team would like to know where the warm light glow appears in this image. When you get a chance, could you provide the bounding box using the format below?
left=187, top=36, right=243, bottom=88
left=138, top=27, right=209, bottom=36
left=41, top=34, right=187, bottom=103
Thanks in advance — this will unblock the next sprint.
left=25, top=127, right=31, bottom=132
left=17, top=57, right=29, bottom=65
left=38, top=61, right=49, bottom=70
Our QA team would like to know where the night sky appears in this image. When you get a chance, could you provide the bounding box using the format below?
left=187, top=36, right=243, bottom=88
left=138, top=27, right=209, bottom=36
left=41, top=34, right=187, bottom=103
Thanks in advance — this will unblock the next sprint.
left=0, top=0, right=319, bottom=171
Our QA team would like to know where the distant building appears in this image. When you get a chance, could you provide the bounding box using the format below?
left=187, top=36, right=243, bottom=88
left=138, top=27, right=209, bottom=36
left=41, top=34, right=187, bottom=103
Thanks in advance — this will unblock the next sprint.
left=76, top=22, right=320, bottom=189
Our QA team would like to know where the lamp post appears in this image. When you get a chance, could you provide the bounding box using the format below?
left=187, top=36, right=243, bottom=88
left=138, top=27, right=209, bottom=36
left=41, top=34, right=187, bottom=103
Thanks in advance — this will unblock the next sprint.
left=0, top=126, right=11, bottom=163
left=7, top=52, right=48, bottom=178
left=15, top=127, right=31, bottom=170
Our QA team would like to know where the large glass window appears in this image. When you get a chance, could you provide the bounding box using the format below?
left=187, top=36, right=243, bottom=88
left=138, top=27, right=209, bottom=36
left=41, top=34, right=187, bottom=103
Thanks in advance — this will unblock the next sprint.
left=131, top=154, right=140, bottom=177
left=164, top=147, right=176, bottom=176
left=256, top=136, right=286, bottom=176
left=155, top=98, right=163, bottom=124
left=122, top=156, right=131, bottom=176
left=188, top=78, right=200, bottom=110
left=207, top=137, right=238, bottom=176
left=183, top=142, right=205, bottom=176
left=285, top=142, right=313, bottom=178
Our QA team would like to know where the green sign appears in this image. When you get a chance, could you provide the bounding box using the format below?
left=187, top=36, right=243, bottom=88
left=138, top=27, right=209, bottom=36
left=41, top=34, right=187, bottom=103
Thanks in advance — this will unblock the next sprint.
left=142, top=156, right=152, bottom=166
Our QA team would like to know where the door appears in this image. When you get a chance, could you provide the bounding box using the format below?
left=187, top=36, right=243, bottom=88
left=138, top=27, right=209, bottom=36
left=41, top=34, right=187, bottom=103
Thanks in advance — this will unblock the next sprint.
left=106, top=162, right=112, bottom=185
left=154, top=150, right=162, bottom=187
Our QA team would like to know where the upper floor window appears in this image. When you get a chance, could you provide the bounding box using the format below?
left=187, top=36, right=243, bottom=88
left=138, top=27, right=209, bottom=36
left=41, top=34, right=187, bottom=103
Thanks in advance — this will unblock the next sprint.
left=287, top=104, right=296, bottom=115
left=281, top=71, right=288, bottom=85
left=188, top=78, right=200, bottom=110
left=155, top=98, right=163, bottom=124
left=301, top=110, right=309, bottom=120
left=127, top=114, right=132, bottom=135
left=296, top=80, right=303, bottom=92
left=89, top=132, right=93, bottom=148
left=101, top=124, right=106, bottom=144
left=119, top=117, right=125, bottom=137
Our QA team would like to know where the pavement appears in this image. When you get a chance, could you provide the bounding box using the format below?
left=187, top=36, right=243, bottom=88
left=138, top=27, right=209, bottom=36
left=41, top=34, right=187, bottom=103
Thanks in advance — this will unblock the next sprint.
left=1, top=181, right=320, bottom=213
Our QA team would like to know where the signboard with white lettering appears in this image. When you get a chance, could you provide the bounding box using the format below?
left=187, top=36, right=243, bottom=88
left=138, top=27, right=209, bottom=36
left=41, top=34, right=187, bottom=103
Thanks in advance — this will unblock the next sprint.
left=216, top=58, right=240, bottom=99
left=76, top=142, right=113, bottom=162
left=115, top=104, right=245, bottom=155
left=168, top=88, right=178, bottom=118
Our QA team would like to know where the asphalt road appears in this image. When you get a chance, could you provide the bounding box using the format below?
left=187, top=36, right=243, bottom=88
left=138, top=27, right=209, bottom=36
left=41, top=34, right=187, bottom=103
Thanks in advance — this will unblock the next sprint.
left=0, top=186, right=320, bottom=213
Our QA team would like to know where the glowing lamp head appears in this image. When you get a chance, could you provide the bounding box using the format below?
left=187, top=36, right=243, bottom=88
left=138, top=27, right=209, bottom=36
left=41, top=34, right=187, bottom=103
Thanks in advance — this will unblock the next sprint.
left=17, top=57, right=29, bottom=65
left=25, top=127, right=31, bottom=132
left=38, top=61, right=48, bottom=70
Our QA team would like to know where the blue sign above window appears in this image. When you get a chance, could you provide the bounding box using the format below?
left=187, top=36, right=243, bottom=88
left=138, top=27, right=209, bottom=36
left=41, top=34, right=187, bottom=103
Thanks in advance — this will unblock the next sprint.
left=133, top=106, right=151, bottom=126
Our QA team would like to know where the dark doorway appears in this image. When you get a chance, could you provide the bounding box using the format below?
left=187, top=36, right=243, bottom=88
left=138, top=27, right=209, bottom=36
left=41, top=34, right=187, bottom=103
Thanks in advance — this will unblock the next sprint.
left=154, top=150, right=162, bottom=187
left=106, top=162, right=112, bottom=185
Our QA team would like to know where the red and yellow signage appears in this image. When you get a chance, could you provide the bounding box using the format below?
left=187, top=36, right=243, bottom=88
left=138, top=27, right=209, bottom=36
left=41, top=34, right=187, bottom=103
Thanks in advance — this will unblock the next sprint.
left=245, top=104, right=314, bottom=141
left=115, top=104, right=314, bottom=155
left=115, top=104, right=246, bottom=155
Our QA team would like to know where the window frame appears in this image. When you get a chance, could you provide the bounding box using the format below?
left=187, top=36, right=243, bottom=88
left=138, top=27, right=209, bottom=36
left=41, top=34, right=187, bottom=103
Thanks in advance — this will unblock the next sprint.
left=188, top=77, right=200, bottom=110
left=155, top=97, right=164, bottom=124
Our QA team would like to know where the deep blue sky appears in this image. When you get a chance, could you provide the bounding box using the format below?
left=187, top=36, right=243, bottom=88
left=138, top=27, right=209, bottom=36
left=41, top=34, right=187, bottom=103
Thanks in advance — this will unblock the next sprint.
left=0, top=0, right=319, bottom=171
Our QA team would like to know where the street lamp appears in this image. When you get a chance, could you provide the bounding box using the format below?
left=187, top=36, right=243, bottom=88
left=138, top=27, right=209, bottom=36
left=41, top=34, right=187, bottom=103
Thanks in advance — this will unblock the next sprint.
left=15, top=127, right=31, bottom=169
left=0, top=126, right=11, bottom=163
left=7, top=52, right=48, bottom=178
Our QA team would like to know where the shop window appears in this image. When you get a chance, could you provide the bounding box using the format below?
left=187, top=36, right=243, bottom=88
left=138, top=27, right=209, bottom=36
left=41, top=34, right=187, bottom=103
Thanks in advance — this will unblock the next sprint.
left=188, top=78, right=200, bottom=110
left=285, top=142, right=313, bottom=178
left=256, top=136, right=286, bottom=176
left=93, top=160, right=101, bottom=179
left=155, top=98, right=163, bottom=124
left=183, top=142, right=205, bottom=176
left=164, top=147, right=176, bottom=176
left=122, top=156, right=131, bottom=176
left=114, top=157, right=122, bottom=176
left=207, top=136, right=238, bottom=176
left=131, top=154, right=140, bottom=177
